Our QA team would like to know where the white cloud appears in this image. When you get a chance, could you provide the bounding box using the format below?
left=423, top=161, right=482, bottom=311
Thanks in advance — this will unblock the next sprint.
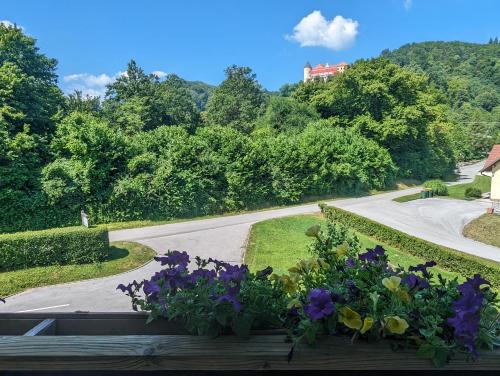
left=63, top=73, right=117, bottom=98
left=0, top=20, right=24, bottom=30
left=62, top=69, right=166, bottom=98
left=152, top=70, right=167, bottom=78
left=287, top=11, right=359, bottom=51
left=404, top=0, right=413, bottom=11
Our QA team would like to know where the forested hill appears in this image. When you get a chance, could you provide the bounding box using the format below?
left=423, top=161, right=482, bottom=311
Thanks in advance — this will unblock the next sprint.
left=184, top=80, right=214, bottom=110
left=381, top=41, right=500, bottom=160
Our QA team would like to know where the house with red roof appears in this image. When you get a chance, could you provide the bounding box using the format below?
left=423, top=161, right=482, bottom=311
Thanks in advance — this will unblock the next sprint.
left=480, top=144, right=500, bottom=200
left=303, top=62, right=348, bottom=82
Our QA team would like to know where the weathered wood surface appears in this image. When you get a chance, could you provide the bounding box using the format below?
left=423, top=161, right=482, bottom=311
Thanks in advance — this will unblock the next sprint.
left=0, top=335, right=498, bottom=371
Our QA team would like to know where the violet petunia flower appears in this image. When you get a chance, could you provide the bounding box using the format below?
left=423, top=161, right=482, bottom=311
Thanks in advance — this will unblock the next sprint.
left=408, top=261, right=437, bottom=279
left=359, top=245, right=386, bottom=263
left=447, top=274, right=490, bottom=357
left=217, top=294, right=242, bottom=312
left=303, top=288, right=335, bottom=321
left=154, top=251, right=190, bottom=269
left=402, top=273, right=430, bottom=290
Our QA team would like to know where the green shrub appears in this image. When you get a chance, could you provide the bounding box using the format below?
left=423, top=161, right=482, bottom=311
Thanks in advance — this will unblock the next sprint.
left=0, top=226, right=109, bottom=271
left=320, top=204, right=500, bottom=288
left=464, top=187, right=482, bottom=198
left=423, top=179, right=448, bottom=196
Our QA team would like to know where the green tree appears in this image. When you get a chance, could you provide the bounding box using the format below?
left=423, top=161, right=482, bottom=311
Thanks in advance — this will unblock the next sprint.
left=65, top=91, right=101, bottom=114
left=103, top=61, right=200, bottom=133
left=259, top=96, right=319, bottom=133
left=0, top=24, right=63, bottom=136
left=205, top=65, right=266, bottom=133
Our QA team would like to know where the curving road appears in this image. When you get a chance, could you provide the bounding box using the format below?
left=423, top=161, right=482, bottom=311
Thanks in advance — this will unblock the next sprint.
left=2, top=161, right=498, bottom=313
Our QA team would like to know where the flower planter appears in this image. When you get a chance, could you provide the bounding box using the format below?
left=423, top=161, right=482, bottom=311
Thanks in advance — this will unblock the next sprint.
left=0, top=312, right=498, bottom=372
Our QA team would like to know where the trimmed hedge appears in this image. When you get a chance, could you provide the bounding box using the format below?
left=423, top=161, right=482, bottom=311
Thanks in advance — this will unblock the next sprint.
left=465, top=187, right=482, bottom=198
left=320, top=204, right=500, bottom=288
left=0, top=226, right=109, bottom=271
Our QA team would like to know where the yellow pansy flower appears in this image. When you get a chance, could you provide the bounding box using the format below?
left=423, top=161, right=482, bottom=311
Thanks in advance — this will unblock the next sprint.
left=339, top=306, right=362, bottom=330
left=360, top=316, right=374, bottom=334
left=384, top=316, right=409, bottom=335
left=382, top=276, right=401, bottom=292
left=288, top=266, right=300, bottom=274
left=318, top=258, right=329, bottom=269
left=287, top=298, right=302, bottom=309
left=270, top=274, right=297, bottom=294
left=336, top=243, right=349, bottom=258
left=395, top=289, right=411, bottom=304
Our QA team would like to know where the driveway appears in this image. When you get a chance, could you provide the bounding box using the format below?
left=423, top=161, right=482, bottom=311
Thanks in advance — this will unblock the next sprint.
left=2, top=161, right=497, bottom=313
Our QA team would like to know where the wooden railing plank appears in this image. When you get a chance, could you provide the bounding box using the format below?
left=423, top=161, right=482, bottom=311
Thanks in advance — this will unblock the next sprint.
left=0, top=335, right=498, bottom=371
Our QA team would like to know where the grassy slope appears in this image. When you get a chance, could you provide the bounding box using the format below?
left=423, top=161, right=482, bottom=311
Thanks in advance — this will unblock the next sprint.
left=393, top=175, right=491, bottom=203
left=244, top=214, right=461, bottom=281
left=463, top=214, right=500, bottom=248
left=447, top=175, right=491, bottom=199
left=0, top=241, right=155, bottom=297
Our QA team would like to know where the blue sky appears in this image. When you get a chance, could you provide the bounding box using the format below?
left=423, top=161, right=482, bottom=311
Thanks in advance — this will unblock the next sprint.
left=1, top=0, right=499, bottom=94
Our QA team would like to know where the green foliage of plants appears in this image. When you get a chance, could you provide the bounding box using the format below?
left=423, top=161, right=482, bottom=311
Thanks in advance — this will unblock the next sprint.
left=120, top=252, right=286, bottom=337
left=0, top=226, right=109, bottom=271
left=244, top=215, right=462, bottom=281
left=320, top=204, right=500, bottom=288
left=464, top=187, right=482, bottom=198
left=205, top=65, right=266, bottom=134
left=0, top=241, right=155, bottom=297
left=382, top=41, right=500, bottom=160
left=120, top=224, right=499, bottom=367
left=1, top=24, right=492, bottom=234
left=292, top=58, right=457, bottom=179
left=423, top=179, right=449, bottom=196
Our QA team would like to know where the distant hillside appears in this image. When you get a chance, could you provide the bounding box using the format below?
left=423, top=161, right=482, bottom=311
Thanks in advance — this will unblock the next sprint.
left=381, top=41, right=500, bottom=159
left=184, top=80, right=214, bottom=110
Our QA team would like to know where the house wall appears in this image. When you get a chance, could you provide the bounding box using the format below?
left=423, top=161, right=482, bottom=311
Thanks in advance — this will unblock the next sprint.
left=492, top=162, right=500, bottom=200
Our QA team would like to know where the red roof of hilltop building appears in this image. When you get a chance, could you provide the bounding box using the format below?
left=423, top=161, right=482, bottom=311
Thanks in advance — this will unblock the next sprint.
left=481, top=144, right=500, bottom=172
left=304, top=62, right=349, bottom=82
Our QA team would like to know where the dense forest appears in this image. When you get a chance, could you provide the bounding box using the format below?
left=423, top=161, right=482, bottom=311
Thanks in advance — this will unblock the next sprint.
left=0, top=24, right=498, bottom=232
left=382, top=40, right=500, bottom=160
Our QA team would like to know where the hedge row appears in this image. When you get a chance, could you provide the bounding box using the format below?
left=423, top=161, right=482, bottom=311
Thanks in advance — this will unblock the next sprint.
left=320, top=204, right=500, bottom=288
left=0, top=226, right=109, bottom=271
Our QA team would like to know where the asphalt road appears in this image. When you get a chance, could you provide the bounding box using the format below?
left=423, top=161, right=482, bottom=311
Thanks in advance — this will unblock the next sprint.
left=2, top=161, right=497, bottom=313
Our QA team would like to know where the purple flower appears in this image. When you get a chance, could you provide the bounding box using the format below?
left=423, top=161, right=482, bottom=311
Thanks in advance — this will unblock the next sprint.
left=359, top=245, right=386, bottom=263
left=117, top=280, right=142, bottom=296
left=256, top=266, right=273, bottom=278
left=217, top=294, right=242, bottom=312
left=345, top=280, right=361, bottom=298
left=154, top=251, right=190, bottom=269
left=402, top=274, right=430, bottom=290
left=189, top=268, right=217, bottom=284
left=143, top=279, right=161, bottom=295
left=345, top=257, right=356, bottom=268
left=458, top=274, right=489, bottom=294
left=408, top=261, right=436, bottom=279
left=447, top=274, right=489, bottom=357
left=219, top=264, right=249, bottom=284
left=303, top=288, right=335, bottom=321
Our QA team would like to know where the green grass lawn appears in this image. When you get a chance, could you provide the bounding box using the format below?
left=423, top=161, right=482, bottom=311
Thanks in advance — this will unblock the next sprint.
left=393, top=175, right=491, bottom=203
left=393, top=192, right=421, bottom=203
left=0, top=241, right=155, bottom=297
left=244, top=214, right=462, bottom=281
left=463, top=214, right=500, bottom=248
left=447, top=175, right=491, bottom=199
